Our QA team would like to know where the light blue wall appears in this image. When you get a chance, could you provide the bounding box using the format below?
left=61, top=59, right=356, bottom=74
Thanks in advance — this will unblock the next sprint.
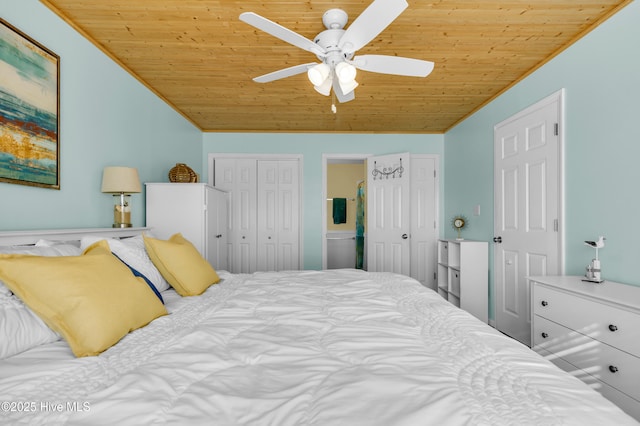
left=444, top=0, right=640, bottom=307
left=4, top=0, right=637, bottom=293
left=202, top=133, right=444, bottom=269
left=0, top=0, right=201, bottom=231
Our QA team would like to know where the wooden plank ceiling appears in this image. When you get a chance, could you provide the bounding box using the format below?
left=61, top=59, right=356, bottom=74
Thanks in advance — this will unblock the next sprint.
left=41, top=0, right=629, bottom=133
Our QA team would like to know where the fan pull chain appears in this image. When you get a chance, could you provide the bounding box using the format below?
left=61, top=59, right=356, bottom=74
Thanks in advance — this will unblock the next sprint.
left=331, top=92, right=337, bottom=114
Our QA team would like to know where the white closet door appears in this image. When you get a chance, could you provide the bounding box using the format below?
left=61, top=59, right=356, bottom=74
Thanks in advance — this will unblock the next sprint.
left=214, top=158, right=257, bottom=273
left=257, top=160, right=300, bottom=271
left=276, top=160, right=300, bottom=270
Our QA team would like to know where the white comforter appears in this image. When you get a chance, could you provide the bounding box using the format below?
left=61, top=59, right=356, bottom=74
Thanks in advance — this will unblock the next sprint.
left=0, top=270, right=636, bottom=425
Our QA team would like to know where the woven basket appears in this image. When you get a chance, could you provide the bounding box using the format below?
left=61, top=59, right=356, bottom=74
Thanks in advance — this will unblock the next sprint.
left=168, top=163, right=198, bottom=183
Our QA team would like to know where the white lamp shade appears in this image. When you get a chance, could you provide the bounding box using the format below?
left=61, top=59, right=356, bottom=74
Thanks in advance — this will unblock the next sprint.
left=307, top=63, right=331, bottom=86
left=338, top=78, right=359, bottom=95
left=313, top=75, right=333, bottom=96
left=101, top=166, right=141, bottom=193
left=335, top=62, right=357, bottom=83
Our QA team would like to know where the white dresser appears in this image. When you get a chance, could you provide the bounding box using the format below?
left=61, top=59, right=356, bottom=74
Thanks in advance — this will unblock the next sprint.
left=530, top=275, right=640, bottom=420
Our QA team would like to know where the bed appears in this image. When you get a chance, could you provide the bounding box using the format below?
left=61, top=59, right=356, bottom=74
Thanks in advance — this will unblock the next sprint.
left=0, top=228, right=637, bottom=425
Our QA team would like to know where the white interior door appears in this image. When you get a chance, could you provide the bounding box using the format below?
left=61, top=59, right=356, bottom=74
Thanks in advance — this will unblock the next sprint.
left=494, top=90, right=563, bottom=346
left=367, top=153, right=411, bottom=275
left=257, top=160, right=278, bottom=271
left=256, top=160, right=299, bottom=271
left=273, top=160, right=300, bottom=271
left=410, top=156, right=438, bottom=290
left=214, top=158, right=257, bottom=273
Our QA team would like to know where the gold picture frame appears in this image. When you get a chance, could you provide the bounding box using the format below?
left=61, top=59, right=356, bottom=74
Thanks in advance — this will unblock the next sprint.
left=0, top=19, right=60, bottom=189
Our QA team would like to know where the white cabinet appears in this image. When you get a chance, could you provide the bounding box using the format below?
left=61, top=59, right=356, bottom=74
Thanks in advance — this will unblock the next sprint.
left=145, top=183, right=228, bottom=271
left=212, top=157, right=301, bottom=273
left=531, top=276, right=640, bottom=420
left=436, top=239, right=488, bottom=322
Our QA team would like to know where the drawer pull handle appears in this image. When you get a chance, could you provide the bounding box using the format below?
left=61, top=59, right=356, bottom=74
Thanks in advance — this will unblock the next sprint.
left=609, top=365, right=619, bottom=373
left=541, top=300, right=548, bottom=307
left=541, top=332, right=548, bottom=339
left=608, top=324, right=618, bottom=332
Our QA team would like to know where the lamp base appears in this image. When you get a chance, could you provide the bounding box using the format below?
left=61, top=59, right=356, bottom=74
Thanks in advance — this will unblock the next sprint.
left=112, top=223, right=132, bottom=228
left=112, top=193, right=132, bottom=229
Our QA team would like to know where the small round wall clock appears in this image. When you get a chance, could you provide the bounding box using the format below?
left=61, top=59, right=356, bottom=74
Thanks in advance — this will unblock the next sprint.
left=451, top=214, right=468, bottom=240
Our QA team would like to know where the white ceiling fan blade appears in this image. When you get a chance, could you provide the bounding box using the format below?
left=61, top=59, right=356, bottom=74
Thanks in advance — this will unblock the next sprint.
left=240, top=12, right=326, bottom=56
left=338, top=0, right=408, bottom=54
left=351, top=55, right=434, bottom=77
left=332, top=77, right=355, bottom=103
left=253, top=63, right=317, bottom=83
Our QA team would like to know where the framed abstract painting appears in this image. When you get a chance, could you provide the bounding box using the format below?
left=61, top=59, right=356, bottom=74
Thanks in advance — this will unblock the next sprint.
left=0, top=19, right=60, bottom=189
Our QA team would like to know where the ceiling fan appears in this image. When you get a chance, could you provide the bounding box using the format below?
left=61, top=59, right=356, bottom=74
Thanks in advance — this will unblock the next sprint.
left=239, top=0, right=434, bottom=104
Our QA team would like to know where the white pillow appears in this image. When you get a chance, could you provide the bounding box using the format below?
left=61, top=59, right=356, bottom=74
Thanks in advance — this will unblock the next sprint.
left=80, top=235, right=170, bottom=292
left=0, top=244, right=79, bottom=359
left=0, top=292, right=60, bottom=359
left=35, top=239, right=81, bottom=253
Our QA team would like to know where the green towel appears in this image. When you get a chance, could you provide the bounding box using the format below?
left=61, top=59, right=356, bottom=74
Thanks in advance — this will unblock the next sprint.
left=355, top=182, right=365, bottom=269
left=332, top=198, right=347, bottom=224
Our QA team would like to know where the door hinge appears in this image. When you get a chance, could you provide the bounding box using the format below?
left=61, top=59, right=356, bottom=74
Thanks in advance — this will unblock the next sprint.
left=554, top=123, right=559, bottom=136
left=554, top=219, right=558, bottom=232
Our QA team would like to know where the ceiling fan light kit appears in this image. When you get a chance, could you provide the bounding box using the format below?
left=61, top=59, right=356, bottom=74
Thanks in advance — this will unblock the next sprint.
left=338, top=77, right=359, bottom=96
left=239, top=0, right=434, bottom=103
left=314, top=77, right=333, bottom=96
left=308, top=63, right=331, bottom=86
left=335, top=62, right=357, bottom=83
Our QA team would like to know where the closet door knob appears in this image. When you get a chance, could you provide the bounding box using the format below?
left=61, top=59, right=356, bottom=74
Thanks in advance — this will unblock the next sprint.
left=609, top=365, right=619, bottom=373
left=541, top=332, right=548, bottom=339
left=541, top=300, right=548, bottom=307
left=608, top=324, right=618, bottom=332
left=401, top=234, right=408, bottom=240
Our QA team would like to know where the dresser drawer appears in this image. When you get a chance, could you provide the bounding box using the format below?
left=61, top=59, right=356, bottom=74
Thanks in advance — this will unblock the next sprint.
left=534, top=315, right=640, bottom=401
left=537, top=346, right=640, bottom=420
left=533, top=284, right=640, bottom=356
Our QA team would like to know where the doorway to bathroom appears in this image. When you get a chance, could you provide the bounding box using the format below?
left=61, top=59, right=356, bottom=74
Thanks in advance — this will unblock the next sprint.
left=322, top=154, right=368, bottom=270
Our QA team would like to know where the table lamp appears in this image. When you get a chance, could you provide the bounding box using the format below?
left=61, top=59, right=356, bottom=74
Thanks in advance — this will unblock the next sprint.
left=101, top=166, right=141, bottom=228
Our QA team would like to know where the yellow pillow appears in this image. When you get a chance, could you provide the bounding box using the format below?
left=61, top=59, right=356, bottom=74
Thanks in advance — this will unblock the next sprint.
left=0, top=240, right=167, bottom=357
left=143, top=233, right=220, bottom=296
